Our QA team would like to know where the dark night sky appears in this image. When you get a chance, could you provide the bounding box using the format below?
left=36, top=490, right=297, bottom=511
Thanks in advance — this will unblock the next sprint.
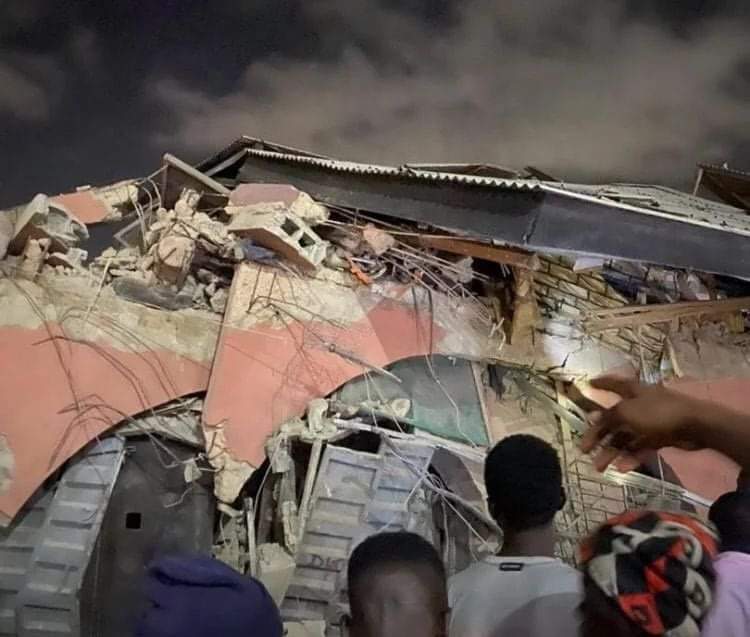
left=1, top=1, right=749, bottom=207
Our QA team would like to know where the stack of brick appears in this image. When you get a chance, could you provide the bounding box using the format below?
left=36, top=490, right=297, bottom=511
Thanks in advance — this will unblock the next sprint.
left=532, top=256, right=665, bottom=359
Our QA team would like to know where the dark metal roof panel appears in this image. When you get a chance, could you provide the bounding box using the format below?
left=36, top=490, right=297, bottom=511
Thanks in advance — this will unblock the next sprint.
left=242, top=147, right=543, bottom=190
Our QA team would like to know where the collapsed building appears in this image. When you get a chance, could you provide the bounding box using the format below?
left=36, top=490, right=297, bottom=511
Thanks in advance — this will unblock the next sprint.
left=1, top=140, right=749, bottom=636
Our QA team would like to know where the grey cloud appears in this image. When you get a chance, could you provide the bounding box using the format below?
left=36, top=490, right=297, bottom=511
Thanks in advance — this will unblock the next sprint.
left=0, top=60, right=54, bottom=121
left=152, top=0, right=750, bottom=183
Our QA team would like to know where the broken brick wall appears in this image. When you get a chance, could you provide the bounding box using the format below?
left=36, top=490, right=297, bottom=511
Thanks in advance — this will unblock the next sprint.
left=533, top=256, right=665, bottom=360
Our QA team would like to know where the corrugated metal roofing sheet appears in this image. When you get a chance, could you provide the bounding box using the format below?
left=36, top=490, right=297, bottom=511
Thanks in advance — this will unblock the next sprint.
left=212, top=139, right=750, bottom=238
left=243, top=147, right=543, bottom=191
left=555, top=183, right=750, bottom=236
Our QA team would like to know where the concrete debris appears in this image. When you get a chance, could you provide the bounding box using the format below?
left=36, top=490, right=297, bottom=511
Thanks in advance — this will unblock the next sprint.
left=2, top=137, right=750, bottom=632
left=17, top=238, right=50, bottom=280
left=228, top=183, right=329, bottom=225
left=228, top=210, right=327, bottom=271
left=257, top=543, right=297, bottom=606
left=9, top=193, right=88, bottom=255
left=115, top=397, right=205, bottom=446
left=154, top=235, right=195, bottom=286
left=51, top=180, right=138, bottom=224
left=204, top=426, right=256, bottom=504
left=112, top=276, right=194, bottom=310
left=0, top=213, right=13, bottom=260
left=361, top=223, right=395, bottom=255
left=0, top=434, right=14, bottom=496
left=284, top=621, right=326, bottom=637
left=46, top=246, right=88, bottom=269
left=209, top=285, right=229, bottom=313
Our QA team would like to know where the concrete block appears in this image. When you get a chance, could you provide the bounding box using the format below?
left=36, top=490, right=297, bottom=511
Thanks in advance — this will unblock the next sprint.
left=228, top=211, right=327, bottom=271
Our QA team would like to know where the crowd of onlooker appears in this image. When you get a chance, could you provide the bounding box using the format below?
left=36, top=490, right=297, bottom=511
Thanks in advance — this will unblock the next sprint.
left=134, top=376, right=750, bottom=636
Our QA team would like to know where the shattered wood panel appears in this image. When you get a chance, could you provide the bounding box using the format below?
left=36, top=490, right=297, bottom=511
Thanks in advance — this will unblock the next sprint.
left=281, top=439, right=435, bottom=624
left=0, top=275, right=219, bottom=524
left=203, top=263, right=495, bottom=469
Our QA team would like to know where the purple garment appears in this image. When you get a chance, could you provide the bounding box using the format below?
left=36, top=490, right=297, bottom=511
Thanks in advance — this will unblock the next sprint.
left=701, top=552, right=750, bottom=637
left=136, top=555, right=283, bottom=637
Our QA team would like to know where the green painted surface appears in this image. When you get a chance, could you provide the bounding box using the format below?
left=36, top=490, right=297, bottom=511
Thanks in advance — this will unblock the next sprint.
left=335, top=355, right=489, bottom=446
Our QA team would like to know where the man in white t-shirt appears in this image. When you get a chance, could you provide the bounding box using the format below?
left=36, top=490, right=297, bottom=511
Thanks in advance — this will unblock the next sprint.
left=448, top=434, right=582, bottom=637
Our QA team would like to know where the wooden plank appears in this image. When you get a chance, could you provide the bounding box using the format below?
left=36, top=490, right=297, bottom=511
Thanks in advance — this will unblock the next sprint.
left=417, top=236, right=540, bottom=269
left=584, top=296, right=750, bottom=332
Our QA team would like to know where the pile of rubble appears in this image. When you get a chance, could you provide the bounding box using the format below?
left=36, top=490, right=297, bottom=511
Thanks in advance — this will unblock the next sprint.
left=1, top=140, right=749, bottom=636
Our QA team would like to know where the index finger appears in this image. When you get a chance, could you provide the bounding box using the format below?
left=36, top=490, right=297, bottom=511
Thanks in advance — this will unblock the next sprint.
left=580, top=417, right=608, bottom=453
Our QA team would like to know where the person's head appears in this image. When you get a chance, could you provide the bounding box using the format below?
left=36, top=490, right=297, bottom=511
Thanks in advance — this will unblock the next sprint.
left=136, top=555, right=282, bottom=637
left=346, top=531, right=448, bottom=637
left=484, top=434, right=565, bottom=533
left=736, top=468, right=750, bottom=491
left=709, top=490, right=750, bottom=553
left=579, top=510, right=718, bottom=637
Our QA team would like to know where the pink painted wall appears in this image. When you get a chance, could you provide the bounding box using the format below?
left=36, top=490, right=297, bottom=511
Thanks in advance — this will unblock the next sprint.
left=0, top=324, right=211, bottom=522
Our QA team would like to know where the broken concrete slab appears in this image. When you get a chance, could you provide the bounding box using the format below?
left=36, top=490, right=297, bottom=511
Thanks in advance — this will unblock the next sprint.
left=154, top=235, right=195, bottom=287
left=204, top=426, right=255, bottom=504
left=0, top=273, right=219, bottom=523
left=228, top=183, right=329, bottom=225
left=9, top=194, right=89, bottom=255
left=203, top=262, right=498, bottom=467
left=229, top=183, right=301, bottom=207
left=228, top=211, right=327, bottom=271
left=51, top=180, right=137, bottom=225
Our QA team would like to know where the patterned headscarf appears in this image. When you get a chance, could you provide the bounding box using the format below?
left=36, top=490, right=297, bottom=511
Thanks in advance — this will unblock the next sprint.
left=579, top=510, right=718, bottom=637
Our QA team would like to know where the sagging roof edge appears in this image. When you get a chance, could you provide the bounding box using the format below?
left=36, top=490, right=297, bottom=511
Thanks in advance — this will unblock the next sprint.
left=233, top=149, right=750, bottom=279
left=198, top=140, right=750, bottom=240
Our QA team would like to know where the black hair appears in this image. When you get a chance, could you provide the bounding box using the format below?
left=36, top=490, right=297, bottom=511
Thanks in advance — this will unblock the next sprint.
left=347, top=531, right=446, bottom=606
left=484, top=434, right=564, bottom=532
left=709, top=490, right=750, bottom=554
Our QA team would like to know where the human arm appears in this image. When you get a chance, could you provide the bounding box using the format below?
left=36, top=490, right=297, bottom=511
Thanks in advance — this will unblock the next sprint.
left=576, top=376, right=750, bottom=473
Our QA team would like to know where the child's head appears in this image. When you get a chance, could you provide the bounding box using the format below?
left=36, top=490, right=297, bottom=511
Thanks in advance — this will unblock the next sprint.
left=484, top=434, right=565, bottom=532
left=346, top=531, right=448, bottom=637
left=709, top=489, right=750, bottom=553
